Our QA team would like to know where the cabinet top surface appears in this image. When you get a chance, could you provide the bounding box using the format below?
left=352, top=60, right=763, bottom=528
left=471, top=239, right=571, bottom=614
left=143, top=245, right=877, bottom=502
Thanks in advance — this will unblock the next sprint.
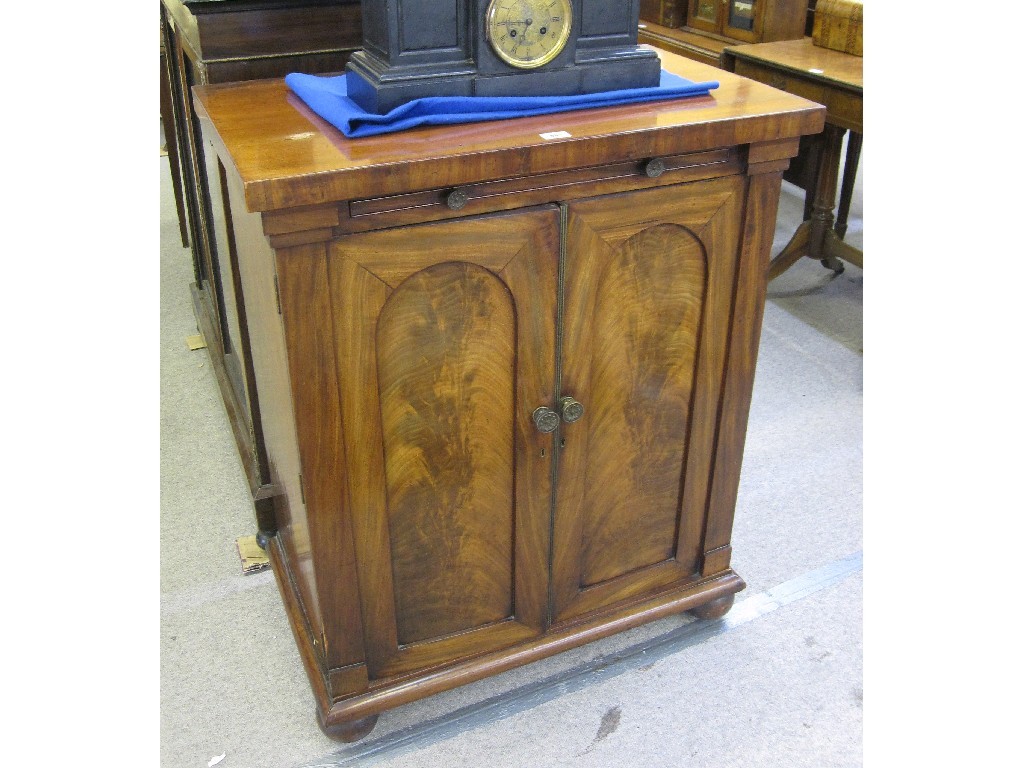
left=723, top=38, right=863, bottom=91
left=193, top=48, right=825, bottom=212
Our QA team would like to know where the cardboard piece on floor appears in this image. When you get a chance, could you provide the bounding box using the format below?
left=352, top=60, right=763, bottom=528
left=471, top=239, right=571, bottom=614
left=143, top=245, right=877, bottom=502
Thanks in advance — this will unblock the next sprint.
left=236, top=535, right=270, bottom=574
left=186, top=334, right=207, bottom=351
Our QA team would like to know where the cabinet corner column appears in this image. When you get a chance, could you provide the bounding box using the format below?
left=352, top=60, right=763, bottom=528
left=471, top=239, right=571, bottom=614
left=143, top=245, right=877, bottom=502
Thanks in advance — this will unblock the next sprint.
left=702, top=141, right=795, bottom=571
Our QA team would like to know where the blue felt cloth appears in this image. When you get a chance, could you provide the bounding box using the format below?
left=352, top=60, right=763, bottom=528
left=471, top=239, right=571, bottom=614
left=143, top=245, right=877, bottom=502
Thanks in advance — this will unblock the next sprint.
left=284, top=71, right=718, bottom=138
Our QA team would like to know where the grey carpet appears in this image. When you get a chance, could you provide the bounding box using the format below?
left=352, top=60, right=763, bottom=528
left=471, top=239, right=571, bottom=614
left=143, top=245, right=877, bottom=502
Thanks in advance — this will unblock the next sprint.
left=160, top=137, right=862, bottom=768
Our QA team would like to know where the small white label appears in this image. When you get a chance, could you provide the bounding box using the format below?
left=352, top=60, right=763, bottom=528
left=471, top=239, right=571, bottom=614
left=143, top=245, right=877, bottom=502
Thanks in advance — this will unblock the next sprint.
left=540, top=131, right=572, bottom=140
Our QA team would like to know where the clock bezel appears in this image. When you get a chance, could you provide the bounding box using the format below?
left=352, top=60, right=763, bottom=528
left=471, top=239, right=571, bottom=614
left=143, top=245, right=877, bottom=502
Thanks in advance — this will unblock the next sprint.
left=484, top=0, right=574, bottom=70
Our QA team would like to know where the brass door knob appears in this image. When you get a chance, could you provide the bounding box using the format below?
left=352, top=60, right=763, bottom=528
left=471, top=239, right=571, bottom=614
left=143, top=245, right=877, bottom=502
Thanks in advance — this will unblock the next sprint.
left=532, top=406, right=560, bottom=433
left=558, top=396, right=584, bottom=423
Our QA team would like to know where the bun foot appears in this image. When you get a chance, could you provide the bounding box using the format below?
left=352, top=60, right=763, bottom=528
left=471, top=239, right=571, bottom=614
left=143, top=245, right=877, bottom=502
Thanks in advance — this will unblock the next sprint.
left=316, top=709, right=379, bottom=743
left=689, top=594, right=735, bottom=620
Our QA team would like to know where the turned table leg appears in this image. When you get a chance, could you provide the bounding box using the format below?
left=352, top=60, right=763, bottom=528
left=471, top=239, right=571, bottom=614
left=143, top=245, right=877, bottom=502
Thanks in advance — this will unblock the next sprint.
left=808, top=123, right=847, bottom=274
left=835, top=131, right=862, bottom=240
left=768, top=123, right=863, bottom=281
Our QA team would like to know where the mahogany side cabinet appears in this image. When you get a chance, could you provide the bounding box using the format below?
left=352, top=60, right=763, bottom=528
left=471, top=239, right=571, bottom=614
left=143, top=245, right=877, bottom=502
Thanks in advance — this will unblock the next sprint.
left=192, top=49, right=824, bottom=742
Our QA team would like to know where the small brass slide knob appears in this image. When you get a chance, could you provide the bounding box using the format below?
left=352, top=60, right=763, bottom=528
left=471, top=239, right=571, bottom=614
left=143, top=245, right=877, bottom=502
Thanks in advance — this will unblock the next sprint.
left=446, top=188, right=469, bottom=210
left=643, top=158, right=666, bottom=178
left=558, top=396, right=584, bottom=423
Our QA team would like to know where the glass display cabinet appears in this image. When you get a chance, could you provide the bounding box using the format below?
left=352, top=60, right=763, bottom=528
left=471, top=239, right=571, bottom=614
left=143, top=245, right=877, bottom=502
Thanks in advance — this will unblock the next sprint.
left=640, top=0, right=807, bottom=66
left=687, top=0, right=792, bottom=43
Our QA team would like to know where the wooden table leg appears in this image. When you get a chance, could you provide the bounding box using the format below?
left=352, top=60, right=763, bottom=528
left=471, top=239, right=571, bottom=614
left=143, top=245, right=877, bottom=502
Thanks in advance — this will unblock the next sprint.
left=801, top=132, right=824, bottom=222
left=768, top=123, right=863, bottom=281
left=835, top=131, right=862, bottom=240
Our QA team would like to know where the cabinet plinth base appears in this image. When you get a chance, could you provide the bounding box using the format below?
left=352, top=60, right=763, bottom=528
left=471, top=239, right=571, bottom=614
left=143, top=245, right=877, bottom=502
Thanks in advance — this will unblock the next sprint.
left=688, top=593, right=735, bottom=620
left=271, top=532, right=745, bottom=742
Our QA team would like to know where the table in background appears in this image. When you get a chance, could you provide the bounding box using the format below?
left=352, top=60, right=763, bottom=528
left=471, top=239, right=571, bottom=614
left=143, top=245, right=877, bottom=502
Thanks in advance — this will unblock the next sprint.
left=722, top=37, right=862, bottom=279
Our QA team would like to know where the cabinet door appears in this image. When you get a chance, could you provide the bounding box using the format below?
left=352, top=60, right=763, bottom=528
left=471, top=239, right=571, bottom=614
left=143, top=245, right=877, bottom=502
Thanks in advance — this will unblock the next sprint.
left=551, top=177, right=744, bottom=623
left=321, top=207, right=560, bottom=680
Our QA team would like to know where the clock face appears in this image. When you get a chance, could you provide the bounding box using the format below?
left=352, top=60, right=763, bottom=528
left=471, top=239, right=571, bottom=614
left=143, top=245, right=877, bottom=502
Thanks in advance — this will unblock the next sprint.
left=485, top=0, right=573, bottom=70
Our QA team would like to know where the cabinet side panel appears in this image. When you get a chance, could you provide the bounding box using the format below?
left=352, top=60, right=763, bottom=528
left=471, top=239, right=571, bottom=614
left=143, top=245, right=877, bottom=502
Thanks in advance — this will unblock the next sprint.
left=580, top=225, right=707, bottom=585
left=222, top=168, right=324, bottom=641
left=377, top=264, right=517, bottom=645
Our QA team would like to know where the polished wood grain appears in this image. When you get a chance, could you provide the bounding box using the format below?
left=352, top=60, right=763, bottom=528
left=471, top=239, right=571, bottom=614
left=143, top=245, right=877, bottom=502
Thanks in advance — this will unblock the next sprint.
left=257, top=148, right=745, bottom=244
left=725, top=37, right=862, bottom=104
left=221, top=166, right=328, bottom=645
left=552, top=176, right=743, bottom=623
left=702, top=166, right=784, bottom=568
left=578, top=222, right=705, bottom=585
left=289, top=208, right=559, bottom=680
left=377, top=263, right=517, bottom=644
left=192, top=49, right=824, bottom=212
left=275, top=242, right=368, bottom=672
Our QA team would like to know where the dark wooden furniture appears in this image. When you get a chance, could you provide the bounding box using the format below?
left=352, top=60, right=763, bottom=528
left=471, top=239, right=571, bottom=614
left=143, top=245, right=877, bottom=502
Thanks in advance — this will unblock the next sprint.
left=811, top=0, right=862, bottom=56
left=806, top=0, right=817, bottom=35
left=639, top=0, right=806, bottom=67
left=160, top=0, right=362, bottom=538
left=160, top=32, right=189, bottom=247
left=640, top=0, right=686, bottom=29
left=192, top=48, right=824, bottom=742
left=722, top=36, right=862, bottom=278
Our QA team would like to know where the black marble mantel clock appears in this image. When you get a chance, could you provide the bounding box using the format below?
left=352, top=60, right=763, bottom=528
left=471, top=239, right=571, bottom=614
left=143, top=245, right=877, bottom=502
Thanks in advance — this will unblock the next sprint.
left=346, top=0, right=662, bottom=113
